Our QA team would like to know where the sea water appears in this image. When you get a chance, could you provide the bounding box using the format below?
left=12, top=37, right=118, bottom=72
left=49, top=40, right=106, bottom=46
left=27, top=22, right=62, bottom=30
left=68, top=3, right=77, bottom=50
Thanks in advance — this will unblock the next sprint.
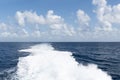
left=0, top=42, right=120, bottom=80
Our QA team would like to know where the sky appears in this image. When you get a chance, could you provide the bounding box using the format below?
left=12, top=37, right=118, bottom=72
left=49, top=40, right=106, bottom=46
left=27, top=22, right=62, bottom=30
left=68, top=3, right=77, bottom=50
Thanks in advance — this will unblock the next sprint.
left=0, top=0, right=120, bottom=42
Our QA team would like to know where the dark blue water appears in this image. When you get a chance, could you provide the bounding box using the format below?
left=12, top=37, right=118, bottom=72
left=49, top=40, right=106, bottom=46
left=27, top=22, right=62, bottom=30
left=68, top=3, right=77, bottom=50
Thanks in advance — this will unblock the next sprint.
left=0, top=42, right=120, bottom=80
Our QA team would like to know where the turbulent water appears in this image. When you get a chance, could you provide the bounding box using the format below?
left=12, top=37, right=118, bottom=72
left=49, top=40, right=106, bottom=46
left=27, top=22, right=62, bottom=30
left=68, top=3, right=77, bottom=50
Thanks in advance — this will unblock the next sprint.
left=0, top=42, right=120, bottom=80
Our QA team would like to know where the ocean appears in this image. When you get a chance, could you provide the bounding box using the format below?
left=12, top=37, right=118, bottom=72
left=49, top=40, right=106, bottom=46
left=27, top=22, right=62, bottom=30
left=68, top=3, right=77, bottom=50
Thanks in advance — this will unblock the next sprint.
left=0, top=42, right=120, bottom=80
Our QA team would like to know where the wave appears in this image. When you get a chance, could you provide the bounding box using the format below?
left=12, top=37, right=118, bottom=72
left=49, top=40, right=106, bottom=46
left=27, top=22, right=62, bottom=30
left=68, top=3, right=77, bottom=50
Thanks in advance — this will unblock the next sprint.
left=12, top=44, right=112, bottom=80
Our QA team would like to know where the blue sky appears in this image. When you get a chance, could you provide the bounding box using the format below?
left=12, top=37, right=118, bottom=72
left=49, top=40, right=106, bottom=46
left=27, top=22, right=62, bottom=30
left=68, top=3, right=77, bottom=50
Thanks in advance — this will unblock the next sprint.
left=0, top=0, right=120, bottom=42
left=0, top=0, right=92, bottom=20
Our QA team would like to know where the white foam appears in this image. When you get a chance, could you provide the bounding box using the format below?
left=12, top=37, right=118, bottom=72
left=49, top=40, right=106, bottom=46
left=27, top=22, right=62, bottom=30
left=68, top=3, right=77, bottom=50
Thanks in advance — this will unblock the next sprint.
left=13, top=44, right=112, bottom=80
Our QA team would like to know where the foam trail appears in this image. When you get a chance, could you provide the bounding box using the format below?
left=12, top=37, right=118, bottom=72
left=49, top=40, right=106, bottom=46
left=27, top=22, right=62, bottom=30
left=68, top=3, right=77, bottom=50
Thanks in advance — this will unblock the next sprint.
left=13, top=44, right=112, bottom=80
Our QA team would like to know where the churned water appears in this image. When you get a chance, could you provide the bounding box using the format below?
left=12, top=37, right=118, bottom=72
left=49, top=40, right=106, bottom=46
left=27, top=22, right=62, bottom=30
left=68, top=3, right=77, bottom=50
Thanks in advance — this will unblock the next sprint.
left=0, top=42, right=120, bottom=80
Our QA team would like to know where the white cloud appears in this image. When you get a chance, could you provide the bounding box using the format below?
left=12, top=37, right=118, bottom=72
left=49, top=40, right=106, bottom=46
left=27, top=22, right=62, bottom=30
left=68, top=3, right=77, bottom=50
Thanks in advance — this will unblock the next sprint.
left=15, top=11, right=45, bottom=26
left=1, top=32, right=11, bottom=37
left=46, top=10, right=75, bottom=36
left=32, top=30, right=41, bottom=37
left=46, top=10, right=64, bottom=25
left=77, top=9, right=90, bottom=26
left=0, top=23, right=8, bottom=31
left=15, top=10, right=75, bottom=37
left=93, top=0, right=120, bottom=31
left=15, top=10, right=65, bottom=29
left=1, top=5, right=120, bottom=41
left=46, top=10, right=64, bottom=30
left=63, top=24, right=76, bottom=36
left=15, top=11, right=25, bottom=26
left=21, top=29, right=29, bottom=37
left=0, top=32, right=18, bottom=38
left=0, top=23, right=18, bottom=38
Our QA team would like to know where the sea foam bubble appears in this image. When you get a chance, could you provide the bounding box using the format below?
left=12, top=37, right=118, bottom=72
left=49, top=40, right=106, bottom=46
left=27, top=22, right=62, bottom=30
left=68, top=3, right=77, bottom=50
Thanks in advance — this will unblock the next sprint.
left=13, top=44, right=112, bottom=80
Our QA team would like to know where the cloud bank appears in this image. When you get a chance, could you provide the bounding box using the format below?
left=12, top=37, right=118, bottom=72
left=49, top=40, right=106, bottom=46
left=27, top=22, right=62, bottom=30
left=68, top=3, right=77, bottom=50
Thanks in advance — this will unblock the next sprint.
left=0, top=0, right=120, bottom=42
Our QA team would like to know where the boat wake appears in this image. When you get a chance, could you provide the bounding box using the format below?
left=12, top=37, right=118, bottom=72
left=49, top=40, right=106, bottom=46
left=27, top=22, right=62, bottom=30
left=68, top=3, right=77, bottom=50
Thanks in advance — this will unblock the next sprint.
left=11, top=44, right=112, bottom=80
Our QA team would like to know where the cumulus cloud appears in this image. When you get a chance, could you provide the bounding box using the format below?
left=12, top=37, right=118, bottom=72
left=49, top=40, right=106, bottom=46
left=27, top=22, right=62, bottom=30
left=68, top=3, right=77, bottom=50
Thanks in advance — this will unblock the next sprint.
left=93, top=0, right=120, bottom=31
left=20, top=29, right=29, bottom=37
left=1, top=0, right=120, bottom=42
left=46, top=10, right=64, bottom=25
left=76, top=9, right=91, bottom=31
left=77, top=9, right=90, bottom=26
left=0, top=23, right=8, bottom=31
left=0, top=23, right=18, bottom=38
left=15, top=11, right=45, bottom=26
left=15, top=10, right=75, bottom=36
left=31, top=30, right=41, bottom=37
left=46, top=10, right=75, bottom=36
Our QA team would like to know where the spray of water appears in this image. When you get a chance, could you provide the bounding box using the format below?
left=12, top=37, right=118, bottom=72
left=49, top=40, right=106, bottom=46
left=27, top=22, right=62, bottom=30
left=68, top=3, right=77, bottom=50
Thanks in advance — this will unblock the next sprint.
left=12, top=44, right=112, bottom=80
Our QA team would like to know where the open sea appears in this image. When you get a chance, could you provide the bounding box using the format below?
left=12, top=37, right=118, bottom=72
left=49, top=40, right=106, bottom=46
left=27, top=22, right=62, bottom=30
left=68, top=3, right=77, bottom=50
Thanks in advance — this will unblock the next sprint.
left=0, top=42, right=120, bottom=80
